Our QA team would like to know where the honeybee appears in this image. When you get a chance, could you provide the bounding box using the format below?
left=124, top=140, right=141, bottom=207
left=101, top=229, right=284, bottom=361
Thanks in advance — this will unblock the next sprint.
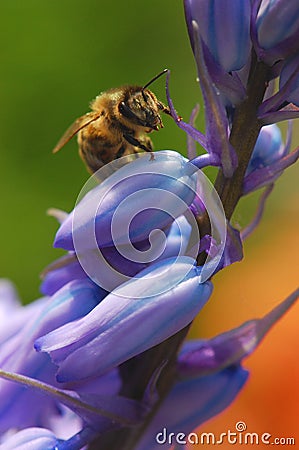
left=53, top=69, right=171, bottom=173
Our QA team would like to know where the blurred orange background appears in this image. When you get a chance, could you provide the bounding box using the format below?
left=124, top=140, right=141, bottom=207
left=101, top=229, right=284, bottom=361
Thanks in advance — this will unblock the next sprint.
left=189, top=164, right=299, bottom=448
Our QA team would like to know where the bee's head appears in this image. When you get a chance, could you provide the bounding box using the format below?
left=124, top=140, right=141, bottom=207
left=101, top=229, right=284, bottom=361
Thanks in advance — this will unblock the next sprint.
left=118, top=69, right=169, bottom=131
left=119, top=87, right=164, bottom=131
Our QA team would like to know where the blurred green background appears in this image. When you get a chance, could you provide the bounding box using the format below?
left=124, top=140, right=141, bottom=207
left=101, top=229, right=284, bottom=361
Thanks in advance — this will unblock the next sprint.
left=0, top=0, right=297, bottom=303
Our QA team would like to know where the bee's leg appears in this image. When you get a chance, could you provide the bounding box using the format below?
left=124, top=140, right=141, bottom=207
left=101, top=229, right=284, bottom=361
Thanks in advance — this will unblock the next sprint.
left=157, top=101, right=171, bottom=116
left=139, top=135, right=155, bottom=161
left=123, top=134, right=152, bottom=152
left=158, top=101, right=182, bottom=121
left=115, top=145, right=127, bottom=159
left=139, top=135, right=153, bottom=150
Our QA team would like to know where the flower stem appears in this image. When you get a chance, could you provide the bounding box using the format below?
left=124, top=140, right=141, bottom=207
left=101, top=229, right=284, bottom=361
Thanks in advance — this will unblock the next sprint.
left=215, top=53, right=269, bottom=219
left=90, top=52, right=270, bottom=450
left=88, top=326, right=190, bottom=450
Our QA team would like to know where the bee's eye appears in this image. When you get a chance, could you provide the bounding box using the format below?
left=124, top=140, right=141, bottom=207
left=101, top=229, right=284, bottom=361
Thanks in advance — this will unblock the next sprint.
left=119, top=101, right=136, bottom=120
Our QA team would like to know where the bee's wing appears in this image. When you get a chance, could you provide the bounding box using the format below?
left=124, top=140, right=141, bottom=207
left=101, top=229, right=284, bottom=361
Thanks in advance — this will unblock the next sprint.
left=52, top=112, right=101, bottom=153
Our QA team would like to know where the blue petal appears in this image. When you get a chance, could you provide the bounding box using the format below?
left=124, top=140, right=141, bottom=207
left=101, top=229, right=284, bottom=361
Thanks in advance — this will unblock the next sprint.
left=246, top=124, right=285, bottom=175
left=135, top=366, right=248, bottom=450
left=40, top=257, right=89, bottom=296
left=256, top=0, right=299, bottom=61
left=183, top=29, right=237, bottom=177
left=0, top=427, right=58, bottom=450
left=184, top=0, right=251, bottom=72
left=0, top=280, right=103, bottom=432
left=243, top=146, right=299, bottom=193
left=177, top=288, right=299, bottom=378
left=36, top=257, right=213, bottom=382
left=54, top=151, right=197, bottom=252
left=279, top=54, right=299, bottom=107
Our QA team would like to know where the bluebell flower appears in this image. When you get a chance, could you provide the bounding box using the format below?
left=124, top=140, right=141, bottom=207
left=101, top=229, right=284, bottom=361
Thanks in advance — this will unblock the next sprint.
left=0, top=279, right=47, bottom=345
left=243, top=143, right=298, bottom=194
left=40, top=255, right=91, bottom=296
left=166, top=2, right=299, bottom=222
left=183, top=0, right=249, bottom=112
left=1, top=279, right=297, bottom=450
left=246, top=124, right=286, bottom=175
left=254, top=0, right=299, bottom=64
left=42, top=212, right=195, bottom=295
left=0, top=280, right=149, bottom=443
left=0, top=279, right=104, bottom=432
left=184, top=0, right=251, bottom=72
left=136, top=367, right=248, bottom=450
left=133, top=289, right=299, bottom=450
left=35, top=257, right=213, bottom=382
left=54, top=151, right=197, bottom=252
left=1, top=1, right=299, bottom=448
left=170, top=1, right=299, bottom=183
left=279, top=54, right=299, bottom=107
left=258, top=57, right=299, bottom=124
left=166, top=68, right=237, bottom=178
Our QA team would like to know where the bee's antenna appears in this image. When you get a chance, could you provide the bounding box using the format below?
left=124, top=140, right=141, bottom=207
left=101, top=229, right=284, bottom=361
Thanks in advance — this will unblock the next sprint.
left=142, top=69, right=168, bottom=90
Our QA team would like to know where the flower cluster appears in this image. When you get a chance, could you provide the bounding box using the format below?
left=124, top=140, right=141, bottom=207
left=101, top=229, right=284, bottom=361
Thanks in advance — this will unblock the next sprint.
left=0, top=1, right=299, bottom=449
left=174, top=0, right=299, bottom=181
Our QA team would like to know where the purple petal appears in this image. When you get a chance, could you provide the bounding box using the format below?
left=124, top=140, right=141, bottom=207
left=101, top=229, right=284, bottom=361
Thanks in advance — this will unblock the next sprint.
left=68, top=213, right=195, bottom=293
left=198, top=234, right=219, bottom=258
left=243, top=146, right=299, bottom=193
left=279, top=54, right=299, bottom=107
left=0, top=296, right=48, bottom=347
left=0, top=280, right=103, bottom=432
left=187, top=104, right=200, bottom=159
left=36, top=257, right=213, bottom=382
left=256, top=0, right=299, bottom=63
left=37, top=279, right=105, bottom=330
left=197, top=223, right=243, bottom=276
left=258, top=60, right=299, bottom=117
left=0, top=280, right=30, bottom=344
left=154, top=215, right=192, bottom=262
left=177, top=288, right=299, bottom=378
left=217, top=223, right=243, bottom=271
left=63, top=369, right=121, bottom=397
left=199, top=40, right=247, bottom=105
left=135, top=366, right=248, bottom=450
left=241, top=183, right=274, bottom=240
left=165, top=77, right=207, bottom=150
left=0, top=427, right=59, bottom=450
left=246, top=124, right=286, bottom=175
left=190, top=153, right=221, bottom=169
left=40, top=255, right=90, bottom=296
left=184, top=0, right=251, bottom=72
left=0, top=369, right=144, bottom=431
left=189, top=23, right=237, bottom=177
left=54, top=151, right=197, bottom=252
left=259, top=105, right=299, bottom=124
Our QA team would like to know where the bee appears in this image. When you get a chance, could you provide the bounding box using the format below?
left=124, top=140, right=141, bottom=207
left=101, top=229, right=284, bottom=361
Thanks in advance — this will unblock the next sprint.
left=53, top=69, right=171, bottom=173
